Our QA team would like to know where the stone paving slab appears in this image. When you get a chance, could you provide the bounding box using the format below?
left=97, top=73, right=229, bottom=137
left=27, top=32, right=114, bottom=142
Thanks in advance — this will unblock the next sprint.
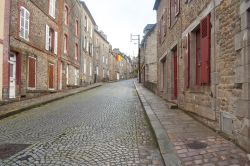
left=0, top=83, right=103, bottom=120
left=135, top=82, right=250, bottom=166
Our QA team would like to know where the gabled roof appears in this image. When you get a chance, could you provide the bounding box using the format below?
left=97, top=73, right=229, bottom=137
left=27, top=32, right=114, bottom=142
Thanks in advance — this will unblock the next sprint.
left=153, top=0, right=160, bottom=10
left=80, top=1, right=97, bottom=26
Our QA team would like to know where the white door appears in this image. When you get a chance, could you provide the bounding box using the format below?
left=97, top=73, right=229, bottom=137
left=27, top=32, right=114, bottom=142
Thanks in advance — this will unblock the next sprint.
left=59, top=62, right=62, bottom=90
left=9, top=53, right=16, bottom=99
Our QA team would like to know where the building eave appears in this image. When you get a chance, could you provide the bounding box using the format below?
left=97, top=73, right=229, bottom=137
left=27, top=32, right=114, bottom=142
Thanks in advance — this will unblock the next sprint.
left=153, top=0, right=160, bottom=10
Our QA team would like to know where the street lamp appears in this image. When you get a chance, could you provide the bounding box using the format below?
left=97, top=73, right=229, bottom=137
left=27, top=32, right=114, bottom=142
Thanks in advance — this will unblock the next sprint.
left=130, top=34, right=141, bottom=83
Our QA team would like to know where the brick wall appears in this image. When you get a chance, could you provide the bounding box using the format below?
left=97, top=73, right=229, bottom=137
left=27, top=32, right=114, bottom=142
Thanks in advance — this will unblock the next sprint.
left=9, top=0, right=59, bottom=97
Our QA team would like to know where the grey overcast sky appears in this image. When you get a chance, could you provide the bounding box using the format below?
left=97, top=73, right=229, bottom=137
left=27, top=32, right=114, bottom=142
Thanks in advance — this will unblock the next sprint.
left=81, top=0, right=156, bottom=57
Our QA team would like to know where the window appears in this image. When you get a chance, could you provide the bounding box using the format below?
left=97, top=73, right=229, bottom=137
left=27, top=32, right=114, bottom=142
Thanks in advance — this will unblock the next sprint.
left=48, top=63, right=54, bottom=89
left=96, top=66, right=99, bottom=75
left=75, top=19, right=79, bottom=36
left=103, top=69, right=105, bottom=78
left=84, top=16, right=88, bottom=31
left=173, top=48, right=178, bottom=99
left=28, top=57, right=36, bottom=89
left=75, top=43, right=78, bottom=60
left=89, top=62, right=92, bottom=76
left=64, top=5, right=69, bottom=25
left=174, top=0, right=180, bottom=16
left=193, top=14, right=211, bottom=86
left=103, top=55, right=105, bottom=63
left=184, top=34, right=190, bottom=89
left=83, top=59, right=87, bottom=74
left=170, top=0, right=180, bottom=27
left=49, top=0, right=56, bottom=18
left=195, top=29, right=201, bottom=85
left=74, top=68, right=79, bottom=85
left=84, top=36, right=87, bottom=50
left=64, top=34, right=68, bottom=54
left=45, top=25, right=57, bottom=54
left=66, top=64, right=69, bottom=85
left=20, top=6, right=30, bottom=40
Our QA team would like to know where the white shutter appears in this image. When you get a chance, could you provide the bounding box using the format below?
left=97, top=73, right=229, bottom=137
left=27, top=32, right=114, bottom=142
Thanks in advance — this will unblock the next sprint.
left=45, top=25, right=50, bottom=50
left=54, top=31, right=58, bottom=54
left=25, top=10, right=30, bottom=40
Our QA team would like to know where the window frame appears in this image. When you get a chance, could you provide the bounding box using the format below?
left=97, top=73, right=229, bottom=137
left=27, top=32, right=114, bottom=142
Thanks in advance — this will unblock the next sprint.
left=49, top=0, right=56, bottom=19
left=64, top=4, right=69, bottom=25
left=19, top=6, right=30, bottom=41
left=27, top=56, right=36, bottom=90
left=63, top=34, right=68, bottom=54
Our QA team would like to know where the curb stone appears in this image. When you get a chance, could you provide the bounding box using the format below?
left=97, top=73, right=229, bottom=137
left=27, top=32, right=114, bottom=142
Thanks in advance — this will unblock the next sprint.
left=0, top=83, right=103, bottom=120
left=134, top=82, right=182, bottom=166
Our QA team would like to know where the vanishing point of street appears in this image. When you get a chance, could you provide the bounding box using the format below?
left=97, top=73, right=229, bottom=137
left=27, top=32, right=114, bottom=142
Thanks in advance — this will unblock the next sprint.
left=0, top=80, right=164, bottom=166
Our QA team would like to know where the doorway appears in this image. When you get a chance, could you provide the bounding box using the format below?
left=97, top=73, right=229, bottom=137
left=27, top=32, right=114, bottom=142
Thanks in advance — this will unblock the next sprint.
left=9, top=53, right=16, bottom=99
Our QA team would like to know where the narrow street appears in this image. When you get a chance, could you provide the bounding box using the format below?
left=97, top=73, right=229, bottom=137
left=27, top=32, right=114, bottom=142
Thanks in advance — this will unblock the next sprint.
left=0, top=80, right=164, bottom=166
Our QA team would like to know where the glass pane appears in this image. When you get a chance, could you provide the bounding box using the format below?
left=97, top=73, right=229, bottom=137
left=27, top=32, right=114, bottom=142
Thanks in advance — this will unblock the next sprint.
left=9, top=64, right=13, bottom=77
left=21, top=9, right=24, bottom=17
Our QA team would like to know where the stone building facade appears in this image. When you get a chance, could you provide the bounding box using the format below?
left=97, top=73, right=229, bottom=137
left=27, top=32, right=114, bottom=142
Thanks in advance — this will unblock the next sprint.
left=79, top=1, right=96, bottom=86
left=59, top=0, right=82, bottom=89
left=140, top=24, right=157, bottom=92
left=94, top=29, right=110, bottom=82
left=9, top=0, right=60, bottom=98
left=154, top=0, right=250, bottom=152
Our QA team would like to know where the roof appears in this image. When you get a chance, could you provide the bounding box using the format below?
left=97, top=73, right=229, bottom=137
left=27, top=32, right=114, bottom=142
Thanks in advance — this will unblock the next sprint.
left=80, top=1, right=97, bottom=26
left=94, top=29, right=109, bottom=44
left=153, top=0, right=160, bottom=10
left=141, top=24, right=156, bottom=45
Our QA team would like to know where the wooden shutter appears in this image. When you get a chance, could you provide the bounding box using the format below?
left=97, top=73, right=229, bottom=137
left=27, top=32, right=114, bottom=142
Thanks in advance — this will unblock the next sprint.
left=48, top=64, right=54, bottom=89
left=163, top=8, right=167, bottom=37
left=173, top=50, right=178, bottom=99
left=45, top=25, right=50, bottom=50
left=184, top=34, right=190, bottom=89
left=28, top=57, right=36, bottom=88
left=200, top=15, right=211, bottom=85
left=54, top=31, right=58, bottom=54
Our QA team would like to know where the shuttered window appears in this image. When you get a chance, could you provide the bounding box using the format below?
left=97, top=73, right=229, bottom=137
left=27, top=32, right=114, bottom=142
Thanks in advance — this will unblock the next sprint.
left=196, top=29, right=201, bottom=85
left=75, top=19, right=79, bottom=36
left=173, top=49, right=178, bottom=99
left=28, top=57, right=36, bottom=88
left=45, top=25, right=57, bottom=54
left=20, top=7, right=30, bottom=40
left=64, top=5, right=69, bottom=25
left=200, top=15, right=211, bottom=85
left=48, top=63, right=54, bottom=89
left=64, top=34, right=68, bottom=54
left=184, top=34, right=190, bottom=89
left=49, top=0, right=56, bottom=18
left=195, top=14, right=211, bottom=86
left=75, top=43, right=78, bottom=60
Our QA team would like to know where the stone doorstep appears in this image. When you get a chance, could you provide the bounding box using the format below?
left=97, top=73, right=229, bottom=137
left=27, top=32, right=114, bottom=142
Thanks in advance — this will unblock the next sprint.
left=0, top=83, right=103, bottom=120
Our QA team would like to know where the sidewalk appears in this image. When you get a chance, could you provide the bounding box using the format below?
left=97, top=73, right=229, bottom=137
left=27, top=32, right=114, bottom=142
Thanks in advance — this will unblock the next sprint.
left=135, top=82, right=250, bottom=166
left=0, top=83, right=103, bottom=120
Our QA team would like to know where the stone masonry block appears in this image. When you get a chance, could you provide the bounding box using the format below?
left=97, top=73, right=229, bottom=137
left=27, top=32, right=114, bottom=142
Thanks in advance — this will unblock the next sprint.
left=235, top=32, right=242, bottom=51
left=235, top=99, right=250, bottom=118
left=240, top=8, right=250, bottom=30
left=241, top=46, right=250, bottom=65
left=242, top=83, right=250, bottom=100
left=234, top=66, right=244, bottom=83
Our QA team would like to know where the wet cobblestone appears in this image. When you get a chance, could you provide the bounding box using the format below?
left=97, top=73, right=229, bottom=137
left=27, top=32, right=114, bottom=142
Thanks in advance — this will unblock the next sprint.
left=0, top=80, right=164, bottom=166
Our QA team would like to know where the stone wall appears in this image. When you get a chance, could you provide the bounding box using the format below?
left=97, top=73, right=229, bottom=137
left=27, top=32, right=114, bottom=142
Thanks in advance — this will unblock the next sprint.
left=155, top=0, right=250, bottom=152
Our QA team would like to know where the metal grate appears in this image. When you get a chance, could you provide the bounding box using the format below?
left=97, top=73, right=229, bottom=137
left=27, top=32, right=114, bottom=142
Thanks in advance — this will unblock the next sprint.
left=186, top=140, right=207, bottom=149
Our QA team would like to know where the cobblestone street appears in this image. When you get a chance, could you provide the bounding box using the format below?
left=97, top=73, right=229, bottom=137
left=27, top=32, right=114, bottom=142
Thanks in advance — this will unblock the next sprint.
left=0, top=80, right=164, bottom=166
